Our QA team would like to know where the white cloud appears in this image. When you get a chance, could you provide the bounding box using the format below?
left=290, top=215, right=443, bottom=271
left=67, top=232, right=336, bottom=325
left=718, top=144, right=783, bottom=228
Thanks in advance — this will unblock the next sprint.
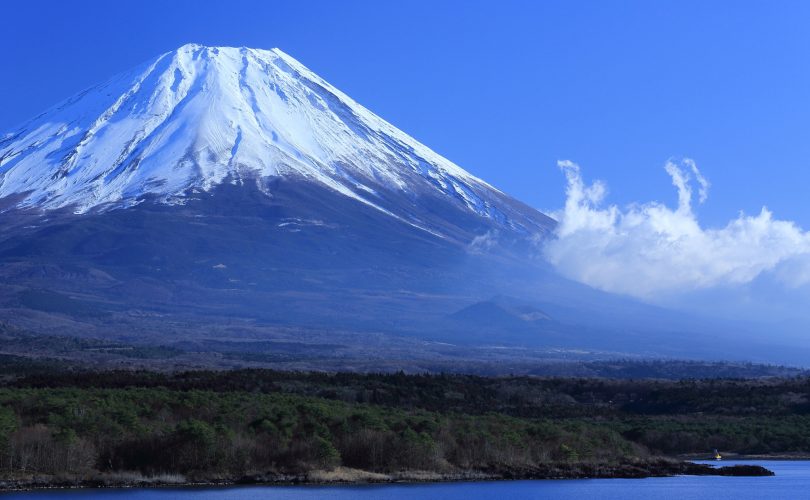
left=468, top=229, right=499, bottom=254
left=542, top=159, right=810, bottom=300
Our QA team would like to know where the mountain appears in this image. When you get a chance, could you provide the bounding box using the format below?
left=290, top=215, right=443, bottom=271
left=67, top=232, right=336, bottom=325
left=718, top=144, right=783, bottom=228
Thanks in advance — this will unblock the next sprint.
left=450, top=296, right=550, bottom=329
left=0, top=44, right=565, bottom=368
left=0, top=44, right=551, bottom=242
left=1, top=44, right=807, bottom=369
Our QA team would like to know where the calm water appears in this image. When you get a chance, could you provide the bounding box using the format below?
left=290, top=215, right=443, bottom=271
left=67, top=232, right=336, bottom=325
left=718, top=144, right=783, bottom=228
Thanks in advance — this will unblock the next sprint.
left=2, top=461, right=807, bottom=500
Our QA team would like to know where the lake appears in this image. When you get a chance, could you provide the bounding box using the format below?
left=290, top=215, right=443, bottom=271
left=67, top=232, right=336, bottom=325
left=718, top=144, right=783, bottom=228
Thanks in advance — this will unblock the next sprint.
left=1, top=461, right=807, bottom=499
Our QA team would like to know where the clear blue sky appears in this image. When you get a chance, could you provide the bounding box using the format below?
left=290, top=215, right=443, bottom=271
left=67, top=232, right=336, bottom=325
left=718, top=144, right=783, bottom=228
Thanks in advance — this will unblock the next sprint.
left=2, top=0, right=809, bottom=226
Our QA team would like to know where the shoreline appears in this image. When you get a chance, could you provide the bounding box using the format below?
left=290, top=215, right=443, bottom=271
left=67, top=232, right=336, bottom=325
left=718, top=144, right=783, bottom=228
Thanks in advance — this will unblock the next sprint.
left=0, top=461, right=775, bottom=492
left=682, top=453, right=810, bottom=461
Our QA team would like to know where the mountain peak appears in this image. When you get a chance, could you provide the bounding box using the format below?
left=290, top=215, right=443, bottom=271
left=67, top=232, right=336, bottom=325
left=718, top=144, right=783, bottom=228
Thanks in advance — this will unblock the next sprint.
left=0, top=45, right=550, bottom=237
left=170, top=43, right=281, bottom=52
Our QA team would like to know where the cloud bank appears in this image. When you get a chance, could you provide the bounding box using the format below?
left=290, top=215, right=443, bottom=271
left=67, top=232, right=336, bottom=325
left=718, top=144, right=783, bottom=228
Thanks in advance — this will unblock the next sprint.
left=543, top=159, right=810, bottom=300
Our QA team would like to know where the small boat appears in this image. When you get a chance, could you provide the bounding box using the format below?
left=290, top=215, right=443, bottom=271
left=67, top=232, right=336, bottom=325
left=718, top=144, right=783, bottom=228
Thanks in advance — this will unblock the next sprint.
left=714, top=449, right=722, bottom=460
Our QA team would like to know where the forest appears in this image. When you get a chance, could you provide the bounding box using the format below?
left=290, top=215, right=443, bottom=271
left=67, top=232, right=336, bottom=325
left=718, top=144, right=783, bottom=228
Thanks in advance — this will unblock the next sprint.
left=0, top=360, right=797, bottom=487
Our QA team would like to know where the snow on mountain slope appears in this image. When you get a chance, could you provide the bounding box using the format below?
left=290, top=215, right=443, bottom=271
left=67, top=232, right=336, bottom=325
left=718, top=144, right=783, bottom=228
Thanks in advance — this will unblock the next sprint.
left=0, top=44, right=550, bottom=236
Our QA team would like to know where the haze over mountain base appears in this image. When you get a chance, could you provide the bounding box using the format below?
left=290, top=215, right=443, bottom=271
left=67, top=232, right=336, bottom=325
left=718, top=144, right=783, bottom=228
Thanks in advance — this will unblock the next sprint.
left=1, top=180, right=808, bottom=370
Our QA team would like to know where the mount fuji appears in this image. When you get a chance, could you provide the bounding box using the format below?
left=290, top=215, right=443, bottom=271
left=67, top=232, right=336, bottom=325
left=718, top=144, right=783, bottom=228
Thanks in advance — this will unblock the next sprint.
left=0, top=45, right=800, bottom=370
left=0, top=44, right=550, bottom=241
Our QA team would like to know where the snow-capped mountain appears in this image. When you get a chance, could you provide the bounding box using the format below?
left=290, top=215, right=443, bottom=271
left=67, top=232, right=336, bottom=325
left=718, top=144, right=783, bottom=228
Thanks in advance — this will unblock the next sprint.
left=0, top=44, right=583, bottom=366
left=0, top=44, right=550, bottom=239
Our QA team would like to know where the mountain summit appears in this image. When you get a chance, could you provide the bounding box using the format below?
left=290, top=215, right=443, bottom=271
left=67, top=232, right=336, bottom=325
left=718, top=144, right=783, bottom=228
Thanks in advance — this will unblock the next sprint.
left=0, top=44, right=550, bottom=239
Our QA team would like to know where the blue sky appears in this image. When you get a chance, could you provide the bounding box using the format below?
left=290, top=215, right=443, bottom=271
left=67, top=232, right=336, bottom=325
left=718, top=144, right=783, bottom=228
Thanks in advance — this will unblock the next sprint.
left=2, top=0, right=809, bottom=228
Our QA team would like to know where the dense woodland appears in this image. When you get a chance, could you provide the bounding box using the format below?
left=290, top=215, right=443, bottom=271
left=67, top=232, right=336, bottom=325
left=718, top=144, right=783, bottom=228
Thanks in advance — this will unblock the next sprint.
left=0, top=388, right=637, bottom=478
left=0, top=361, right=807, bottom=484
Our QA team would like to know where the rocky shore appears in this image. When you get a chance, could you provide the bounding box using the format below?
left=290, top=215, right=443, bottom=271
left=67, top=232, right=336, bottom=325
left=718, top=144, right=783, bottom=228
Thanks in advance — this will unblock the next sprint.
left=0, top=460, right=774, bottom=492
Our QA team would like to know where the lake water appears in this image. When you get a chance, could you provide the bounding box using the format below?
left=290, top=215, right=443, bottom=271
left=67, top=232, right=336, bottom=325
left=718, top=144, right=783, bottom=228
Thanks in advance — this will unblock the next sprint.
left=2, top=461, right=808, bottom=499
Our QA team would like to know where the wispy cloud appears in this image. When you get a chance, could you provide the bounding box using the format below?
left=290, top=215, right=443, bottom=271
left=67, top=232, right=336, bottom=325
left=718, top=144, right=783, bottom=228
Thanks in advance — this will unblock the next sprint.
left=468, top=229, right=499, bottom=254
left=542, top=159, right=810, bottom=300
